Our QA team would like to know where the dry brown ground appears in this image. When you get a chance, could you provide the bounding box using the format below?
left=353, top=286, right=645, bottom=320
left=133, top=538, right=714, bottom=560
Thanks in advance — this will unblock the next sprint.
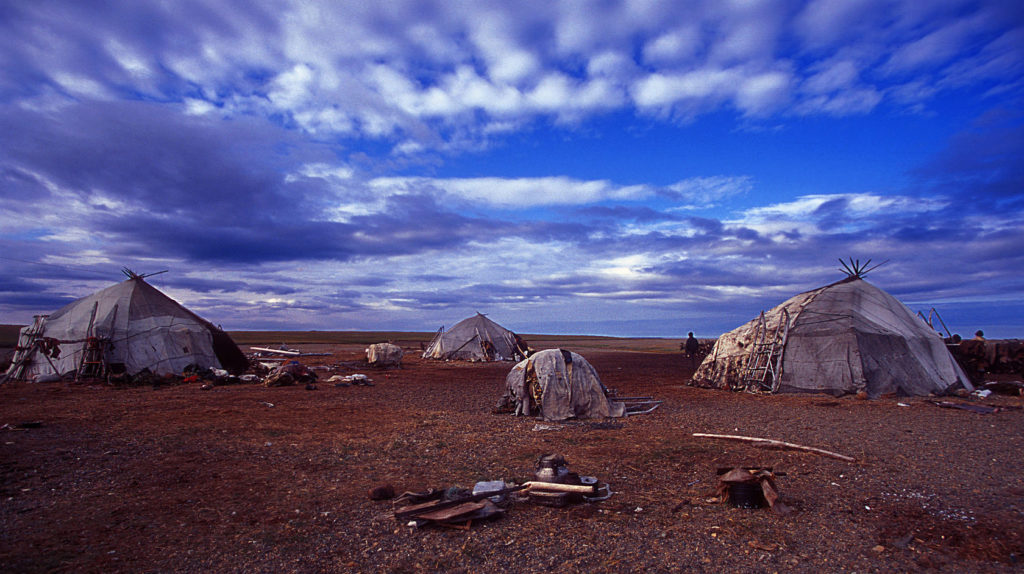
left=1, top=336, right=1023, bottom=573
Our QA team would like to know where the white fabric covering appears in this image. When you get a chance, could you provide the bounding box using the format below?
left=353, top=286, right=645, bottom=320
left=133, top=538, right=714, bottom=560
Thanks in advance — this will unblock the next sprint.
left=422, top=313, right=521, bottom=361
left=7, top=277, right=235, bottom=379
left=693, top=277, right=971, bottom=397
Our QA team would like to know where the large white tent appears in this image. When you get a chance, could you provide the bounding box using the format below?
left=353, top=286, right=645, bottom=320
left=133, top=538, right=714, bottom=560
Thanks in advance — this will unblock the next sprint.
left=4, top=275, right=247, bottom=381
left=422, top=313, right=527, bottom=361
left=692, top=276, right=972, bottom=398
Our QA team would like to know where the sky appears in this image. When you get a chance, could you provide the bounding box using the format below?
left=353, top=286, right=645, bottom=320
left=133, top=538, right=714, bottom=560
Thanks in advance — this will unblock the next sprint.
left=1, top=0, right=1022, bottom=338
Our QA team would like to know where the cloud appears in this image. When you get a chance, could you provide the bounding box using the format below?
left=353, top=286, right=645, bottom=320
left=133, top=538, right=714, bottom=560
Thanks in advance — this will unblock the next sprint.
left=632, top=68, right=738, bottom=111
left=914, top=109, right=1024, bottom=210
left=795, top=0, right=889, bottom=49
left=2, top=0, right=1019, bottom=152
left=643, top=26, right=702, bottom=66
left=1, top=1, right=1022, bottom=338
left=734, top=192, right=950, bottom=239
left=883, top=12, right=993, bottom=75
left=575, top=205, right=679, bottom=223
left=368, top=174, right=752, bottom=210
left=736, top=71, right=792, bottom=116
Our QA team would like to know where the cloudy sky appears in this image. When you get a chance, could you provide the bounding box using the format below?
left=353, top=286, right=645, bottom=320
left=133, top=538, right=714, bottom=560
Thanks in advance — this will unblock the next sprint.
left=1, top=0, right=1022, bottom=338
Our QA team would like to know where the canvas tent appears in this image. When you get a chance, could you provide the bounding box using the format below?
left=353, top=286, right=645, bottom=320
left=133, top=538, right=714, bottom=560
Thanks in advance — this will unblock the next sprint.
left=422, top=313, right=527, bottom=361
left=4, top=275, right=247, bottom=381
left=498, top=349, right=626, bottom=421
left=691, top=276, right=972, bottom=398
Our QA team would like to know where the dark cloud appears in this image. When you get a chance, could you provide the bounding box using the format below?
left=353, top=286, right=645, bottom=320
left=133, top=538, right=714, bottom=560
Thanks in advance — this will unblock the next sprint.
left=0, top=274, right=46, bottom=294
left=408, top=273, right=458, bottom=283
left=0, top=102, right=557, bottom=267
left=914, top=109, right=1024, bottom=210
left=687, top=217, right=724, bottom=234
left=0, top=165, right=51, bottom=202
left=811, top=197, right=851, bottom=231
left=154, top=275, right=300, bottom=296
left=575, top=205, right=679, bottom=223
left=0, top=290, right=76, bottom=311
left=653, top=260, right=795, bottom=289
left=0, top=101, right=299, bottom=219
left=340, top=276, right=393, bottom=288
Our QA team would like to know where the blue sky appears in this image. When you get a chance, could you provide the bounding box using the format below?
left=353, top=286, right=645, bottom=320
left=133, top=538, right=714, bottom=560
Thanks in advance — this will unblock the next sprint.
left=1, top=0, right=1022, bottom=338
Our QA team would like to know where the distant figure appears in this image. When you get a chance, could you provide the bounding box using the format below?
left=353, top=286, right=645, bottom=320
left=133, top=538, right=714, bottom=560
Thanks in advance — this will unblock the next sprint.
left=973, top=330, right=986, bottom=341
left=684, top=332, right=700, bottom=369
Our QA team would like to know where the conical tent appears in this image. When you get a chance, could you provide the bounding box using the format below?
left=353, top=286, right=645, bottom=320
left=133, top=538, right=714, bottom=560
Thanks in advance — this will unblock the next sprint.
left=422, top=313, right=526, bottom=361
left=5, top=276, right=247, bottom=380
left=692, top=276, right=972, bottom=397
left=499, top=349, right=626, bottom=421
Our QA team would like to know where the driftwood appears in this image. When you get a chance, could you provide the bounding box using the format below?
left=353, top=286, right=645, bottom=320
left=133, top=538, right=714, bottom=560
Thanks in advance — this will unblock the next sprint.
left=692, top=432, right=856, bottom=462
left=251, top=347, right=301, bottom=356
left=249, top=347, right=330, bottom=357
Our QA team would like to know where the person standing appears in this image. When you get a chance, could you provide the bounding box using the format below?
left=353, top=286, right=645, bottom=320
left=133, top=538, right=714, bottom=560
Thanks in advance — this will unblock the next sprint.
left=684, top=332, right=700, bottom=369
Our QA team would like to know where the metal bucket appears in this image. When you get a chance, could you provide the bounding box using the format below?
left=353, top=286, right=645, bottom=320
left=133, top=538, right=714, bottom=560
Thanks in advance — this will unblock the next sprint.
left=729, top=482, right=766, bottom=509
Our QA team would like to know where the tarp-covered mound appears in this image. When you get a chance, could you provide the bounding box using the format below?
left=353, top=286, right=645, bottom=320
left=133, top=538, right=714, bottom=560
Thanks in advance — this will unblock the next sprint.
left=499, top=349, right=625, bottom=421
left=5, top=276, right=247, bottom=380
left=423, top=313, right=527, bottom=361
left=692, top=276, right=972, bottom=398
left=367, top=343, right=403, bottom=367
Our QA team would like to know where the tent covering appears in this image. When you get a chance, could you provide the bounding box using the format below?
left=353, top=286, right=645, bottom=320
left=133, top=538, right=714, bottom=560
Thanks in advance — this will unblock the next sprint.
left=422, top=313, right=526, bottom=361
left=366, top=343, right=403, bottom=367
left=499, top=349, right=626, bottom=421
left=692, top=276, right=972, bottom=397
left=5, top=276, right=247, bottom=380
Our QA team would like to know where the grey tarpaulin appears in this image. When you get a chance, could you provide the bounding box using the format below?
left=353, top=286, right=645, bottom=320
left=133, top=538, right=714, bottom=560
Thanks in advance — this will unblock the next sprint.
left=500, top=349, right=625, bottom=421
left=422, top=313, right=524, bottom=361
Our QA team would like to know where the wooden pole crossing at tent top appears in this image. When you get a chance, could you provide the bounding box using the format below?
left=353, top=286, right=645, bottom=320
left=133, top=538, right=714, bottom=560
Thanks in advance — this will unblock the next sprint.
left=838, top=257, right=888, bottom=279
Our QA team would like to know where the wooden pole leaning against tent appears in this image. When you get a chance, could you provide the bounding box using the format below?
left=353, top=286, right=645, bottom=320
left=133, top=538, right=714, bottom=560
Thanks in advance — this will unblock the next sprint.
left=425, top=326, right=443, bottom=353
left=477, top=327, right=498, bottom=360
left=75, top=302, right=99, bottom=382
left=77, top=302, right=115, bottom=382
left=2, top=316, right=46, bottom=383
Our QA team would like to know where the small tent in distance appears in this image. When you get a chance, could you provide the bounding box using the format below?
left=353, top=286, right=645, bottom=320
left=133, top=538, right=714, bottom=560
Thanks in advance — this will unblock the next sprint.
left=498, top=349, right=627, bottom=421
left=692, top=263, right=972, bottom=398
left=4, top=272, right=247, bottom=382
left=422, top=313, right=528, bottom=361
left=366, top=342, right=403, bottom=368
